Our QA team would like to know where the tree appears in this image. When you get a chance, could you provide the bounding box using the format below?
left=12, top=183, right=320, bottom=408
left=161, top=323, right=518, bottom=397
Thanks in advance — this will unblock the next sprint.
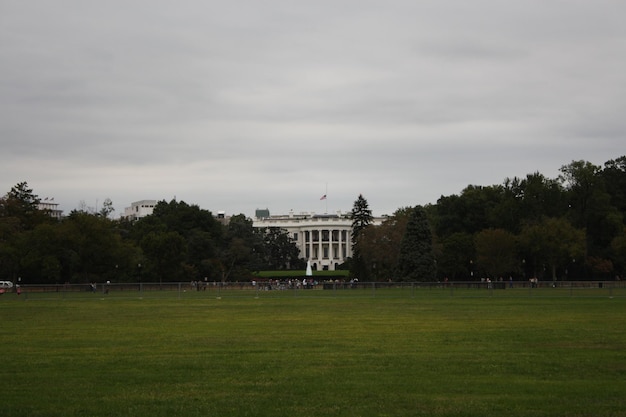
left=518, top=217, right=586, bottom=281
left=261, top=227, right=302, bottom=270
left=1, top=181, right=50, bottom=231
left=435, top=185, right=504, bottom=237
left=394, top=205, right=436, bottom=281
left=437, top=232, right=475, bottom=280
left=350, top=194, right=373, bottom=247
left=350, top=194, right=373, bottom=280
left=559, top=160, right=602, bottom=226
left=610, top=229, right=626, bottom=277
left=140, top=231, right=187, bottom=283
left=358, top=207, right=411, bottom=281
left=130, top=199, right=224, bottom=281
left=602, top=156, right=626, bottom=214
left=493, top=173, right=566, bottom=233
left=559, top=160, right=622, bottom=255
left=16, top=224, right=64, bottom=284
left=99, top=198, right=115, bottom=219
left=11, top=211, right=137, bottom=284
left=221, top=214, right=264, bottom=280
left=474, top=228, right=518, bottom=279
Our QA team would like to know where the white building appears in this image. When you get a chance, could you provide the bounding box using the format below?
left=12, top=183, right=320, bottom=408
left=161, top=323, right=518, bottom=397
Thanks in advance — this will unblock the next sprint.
left=38, top=199, right=63, bottom=220
left=253, top=209, right=384, bottom=271
left=123, top=200, right=157, bottom=220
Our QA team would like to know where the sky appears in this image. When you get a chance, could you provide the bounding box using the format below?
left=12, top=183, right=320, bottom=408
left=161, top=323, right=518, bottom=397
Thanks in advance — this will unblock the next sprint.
left=1, top=1, right=625, bottom=218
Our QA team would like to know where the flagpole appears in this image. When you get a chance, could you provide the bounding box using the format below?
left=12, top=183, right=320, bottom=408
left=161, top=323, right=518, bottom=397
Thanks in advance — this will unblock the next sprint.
left=325, top=183, right=328, bottom=214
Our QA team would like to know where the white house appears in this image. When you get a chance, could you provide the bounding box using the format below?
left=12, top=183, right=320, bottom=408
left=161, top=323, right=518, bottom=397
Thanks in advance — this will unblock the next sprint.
left=253, top=209, right=384, bottom=271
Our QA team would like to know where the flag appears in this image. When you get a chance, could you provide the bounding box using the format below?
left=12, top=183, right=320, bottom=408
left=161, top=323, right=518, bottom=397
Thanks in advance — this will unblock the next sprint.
left=320, top=194, right=327, bottom=200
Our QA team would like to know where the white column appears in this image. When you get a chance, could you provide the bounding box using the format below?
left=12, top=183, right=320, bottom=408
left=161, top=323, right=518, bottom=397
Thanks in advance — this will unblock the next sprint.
left=318, top=227, right=323, bottom=265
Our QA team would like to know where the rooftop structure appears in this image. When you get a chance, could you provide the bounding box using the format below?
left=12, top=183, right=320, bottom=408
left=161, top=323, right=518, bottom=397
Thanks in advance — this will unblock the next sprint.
left=38, top=199, right=63, bottom=220
left=123, top=200, right=157, bottom=221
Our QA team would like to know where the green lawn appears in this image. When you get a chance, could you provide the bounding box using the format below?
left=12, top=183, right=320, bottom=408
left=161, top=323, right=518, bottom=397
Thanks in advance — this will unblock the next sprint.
left=1, top=294, right=625, bottom=416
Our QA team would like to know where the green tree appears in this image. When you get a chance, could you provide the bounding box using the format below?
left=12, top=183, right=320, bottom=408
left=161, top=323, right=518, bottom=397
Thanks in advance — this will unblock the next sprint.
left=13, top=211, right=137, bottom=284
left=358, top=207, right=411, bottom=281
left=350, top=194, right=373, bottom=280
left=435, top=185, right=503, bottom=237
left=559, top=160, right=621, bottom=256
left=395, top=205, right=436, bottom=281
left=475, top=228, right=518, bottom=279
left=140, top=231, right=187, bottom=283
left=131, top=199, right=224, bottom=281
left=221, top=214, right=264, bottom=280
left=350, top=194, right=373, bottom=246
left=16, top=223, right=64, bottom=284
left=518, top=217, right=586, bottom=281
left=1, top=181, right=50, bottom=231
left=602, top=156, right=626, bottom=214
left=437, top=232, right=475, bottom=280
left=261, top=227, right=302, bottom=270
left=493, top=173, right=566, bottom=233
left=610, top=229, right=626, bottom=277
left=61, top=211, right=137, bottom=283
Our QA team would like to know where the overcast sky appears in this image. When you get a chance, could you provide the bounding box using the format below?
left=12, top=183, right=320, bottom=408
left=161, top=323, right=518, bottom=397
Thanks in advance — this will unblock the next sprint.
left=1, top=1, right=625, bottom=218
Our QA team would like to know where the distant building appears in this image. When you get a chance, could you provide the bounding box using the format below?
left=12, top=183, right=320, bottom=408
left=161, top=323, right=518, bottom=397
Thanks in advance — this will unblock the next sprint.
left=123, top=200, right=157, bottom=221
left=38, top=199, right=63, bottom=220
left=215, top=210, right=231, bottom=225
left=253, top=209, right=384, bottom=271
left=255, top=208, right=270, bottom=219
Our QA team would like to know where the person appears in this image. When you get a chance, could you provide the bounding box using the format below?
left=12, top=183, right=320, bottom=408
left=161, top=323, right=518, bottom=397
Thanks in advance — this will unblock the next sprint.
left=16, top=285, right=21, bottom=295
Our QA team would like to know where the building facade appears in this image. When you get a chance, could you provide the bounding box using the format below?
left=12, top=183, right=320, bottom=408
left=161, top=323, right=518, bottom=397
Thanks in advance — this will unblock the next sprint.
left=253, top=210, right=384, bottom=271
left=123, top=200, right=157, bottom=221
left=38, top=200, right=63, bottom=220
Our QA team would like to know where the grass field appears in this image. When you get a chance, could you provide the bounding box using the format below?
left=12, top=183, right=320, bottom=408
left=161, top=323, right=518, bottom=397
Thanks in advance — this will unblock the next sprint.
left=1, top=290, right=625, bottom=416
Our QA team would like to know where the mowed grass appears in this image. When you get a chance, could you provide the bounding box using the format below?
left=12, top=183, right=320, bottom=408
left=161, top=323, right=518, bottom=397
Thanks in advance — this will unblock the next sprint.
left=1, top=293, right=625, bottom=417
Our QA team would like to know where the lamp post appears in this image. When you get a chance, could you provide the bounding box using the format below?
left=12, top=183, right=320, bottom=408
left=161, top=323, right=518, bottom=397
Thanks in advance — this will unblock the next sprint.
left=138, top=263, right=142, bottom=294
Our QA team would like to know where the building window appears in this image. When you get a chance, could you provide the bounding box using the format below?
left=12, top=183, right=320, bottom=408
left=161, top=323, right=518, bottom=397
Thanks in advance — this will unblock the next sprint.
left=293, top=232, right=298, bottom=241
left=322, top=230, right=329, bottom=241
left=305, top=231, right=310, bottom=242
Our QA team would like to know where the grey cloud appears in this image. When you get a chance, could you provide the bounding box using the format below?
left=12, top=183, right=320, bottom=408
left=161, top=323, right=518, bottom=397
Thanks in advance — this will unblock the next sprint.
left=1, top=0, right=625, bottom=216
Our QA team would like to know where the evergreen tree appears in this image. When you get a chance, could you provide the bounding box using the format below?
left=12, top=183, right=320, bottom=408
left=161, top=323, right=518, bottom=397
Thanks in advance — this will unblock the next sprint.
left=350, top=194, right=373, bottom=280
left=350, top=194, right=373, bottom=248
left=395, top=205, right=436, bottom=281
left=1, top=181, right=49, bottom=230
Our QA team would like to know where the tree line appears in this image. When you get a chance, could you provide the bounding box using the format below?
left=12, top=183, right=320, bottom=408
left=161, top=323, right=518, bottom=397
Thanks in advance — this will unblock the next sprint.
left=0, top=183, right=303, bottom=285
left=353, top=157, right=626, bottom=282
left=1, top=156, right=625, bottom=284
